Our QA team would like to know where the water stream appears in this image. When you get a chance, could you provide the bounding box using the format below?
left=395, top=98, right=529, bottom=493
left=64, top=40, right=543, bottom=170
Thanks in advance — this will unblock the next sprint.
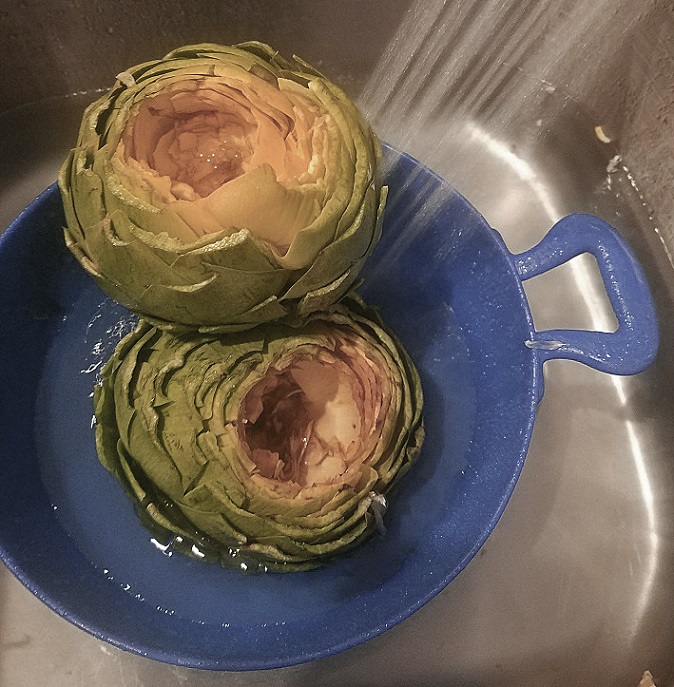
left=358, top=0, right=654, bottom=173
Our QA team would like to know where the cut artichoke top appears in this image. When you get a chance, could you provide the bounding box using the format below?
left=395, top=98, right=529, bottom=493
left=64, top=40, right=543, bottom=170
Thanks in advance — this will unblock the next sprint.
left=94, top=297, right=424, bottom=572
left=59, top=42, right=386, bottom=331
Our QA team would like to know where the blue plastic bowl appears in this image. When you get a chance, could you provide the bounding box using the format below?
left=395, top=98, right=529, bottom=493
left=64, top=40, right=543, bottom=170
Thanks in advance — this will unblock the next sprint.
left=0, top=147, right=658, bottom=670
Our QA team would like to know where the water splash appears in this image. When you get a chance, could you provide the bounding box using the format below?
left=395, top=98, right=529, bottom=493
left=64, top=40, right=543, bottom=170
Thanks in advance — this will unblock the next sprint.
left=79, top=300, right=137, bottom=382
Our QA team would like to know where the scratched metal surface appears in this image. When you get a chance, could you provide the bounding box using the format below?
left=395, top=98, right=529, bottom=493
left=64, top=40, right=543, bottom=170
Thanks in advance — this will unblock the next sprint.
left=1, top=1, right=674, bottom=685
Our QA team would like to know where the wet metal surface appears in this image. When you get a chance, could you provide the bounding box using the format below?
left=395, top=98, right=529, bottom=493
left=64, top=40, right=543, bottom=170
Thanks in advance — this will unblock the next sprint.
left=2, top=2, right=674, bottom=685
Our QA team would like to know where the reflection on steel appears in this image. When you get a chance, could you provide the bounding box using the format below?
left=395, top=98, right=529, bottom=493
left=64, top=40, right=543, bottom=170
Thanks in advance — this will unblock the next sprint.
left=614, top=374, right=659, bottom=645
left=464, top=123, right=562, bottom=225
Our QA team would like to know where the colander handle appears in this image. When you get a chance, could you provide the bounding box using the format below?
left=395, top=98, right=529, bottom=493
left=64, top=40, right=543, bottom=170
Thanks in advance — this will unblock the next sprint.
left=513, top=213, right=658, bottom=374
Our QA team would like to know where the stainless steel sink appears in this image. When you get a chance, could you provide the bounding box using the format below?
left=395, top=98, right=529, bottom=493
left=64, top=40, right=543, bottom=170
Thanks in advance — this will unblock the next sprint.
left=2, top=1, right=673, bottom=685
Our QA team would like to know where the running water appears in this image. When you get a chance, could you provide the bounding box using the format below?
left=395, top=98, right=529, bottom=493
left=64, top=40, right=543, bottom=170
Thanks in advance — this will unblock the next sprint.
left=358, top=0, right=653, bottom=173
left=354, top=0, right=656, bottom=333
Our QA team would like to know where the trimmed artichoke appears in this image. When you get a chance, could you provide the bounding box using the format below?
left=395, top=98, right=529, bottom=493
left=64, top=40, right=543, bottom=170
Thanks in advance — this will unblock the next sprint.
left=94, top=297, right=424, bottom=571
left=59, top=42, right=386, bottom=332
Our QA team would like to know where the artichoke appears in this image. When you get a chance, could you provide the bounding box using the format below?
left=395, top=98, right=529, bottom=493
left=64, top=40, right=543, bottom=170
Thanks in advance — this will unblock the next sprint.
left=59, top=42, right=386, bottom=332
left=94, top=297, right=424, bottom=571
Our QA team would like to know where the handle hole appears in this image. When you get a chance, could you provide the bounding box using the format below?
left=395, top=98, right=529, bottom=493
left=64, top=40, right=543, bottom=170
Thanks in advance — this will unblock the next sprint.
left=522, top=253, right=619, bottom=333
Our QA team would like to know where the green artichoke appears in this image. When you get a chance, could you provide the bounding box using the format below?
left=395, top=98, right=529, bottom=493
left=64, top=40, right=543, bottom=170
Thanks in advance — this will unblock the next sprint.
left=94, top=297, right=424, bottom=571
left=59, top=42, right=386, bottom=332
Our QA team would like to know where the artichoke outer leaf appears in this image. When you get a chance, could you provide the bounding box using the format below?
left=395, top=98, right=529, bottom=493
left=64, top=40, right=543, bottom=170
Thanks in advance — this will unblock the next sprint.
left=283, top=184, right=382, bottom=300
